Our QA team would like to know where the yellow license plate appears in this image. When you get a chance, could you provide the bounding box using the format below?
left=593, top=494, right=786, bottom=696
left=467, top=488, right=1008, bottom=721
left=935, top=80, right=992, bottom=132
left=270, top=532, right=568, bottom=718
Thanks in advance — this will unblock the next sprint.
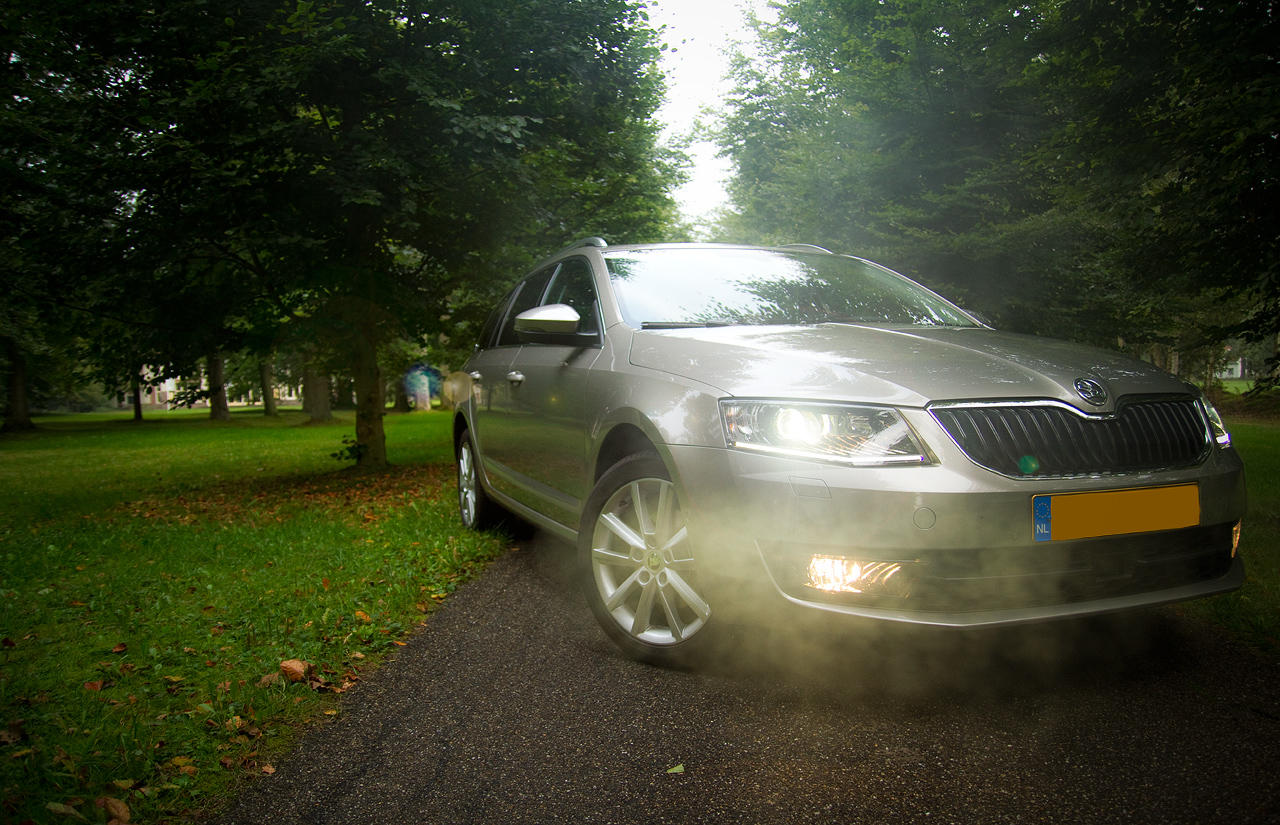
left=1033, top=484, right=1200, bottom=542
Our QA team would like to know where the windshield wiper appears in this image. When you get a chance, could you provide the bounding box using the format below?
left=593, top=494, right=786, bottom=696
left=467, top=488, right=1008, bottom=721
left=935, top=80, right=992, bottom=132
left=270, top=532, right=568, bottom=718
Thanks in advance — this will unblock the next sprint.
left=640, top=320, right=737, bottom=329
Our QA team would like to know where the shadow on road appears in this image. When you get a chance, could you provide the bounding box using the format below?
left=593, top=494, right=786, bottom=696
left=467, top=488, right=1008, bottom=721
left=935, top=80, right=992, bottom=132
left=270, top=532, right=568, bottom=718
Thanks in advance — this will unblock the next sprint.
left=522, top=529, right=1194, bottom=707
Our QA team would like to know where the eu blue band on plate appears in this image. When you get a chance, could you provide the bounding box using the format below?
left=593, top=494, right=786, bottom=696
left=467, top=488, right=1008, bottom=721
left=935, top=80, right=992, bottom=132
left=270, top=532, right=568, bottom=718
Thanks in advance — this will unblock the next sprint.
left=1033, top=484, right=1200, bottom=542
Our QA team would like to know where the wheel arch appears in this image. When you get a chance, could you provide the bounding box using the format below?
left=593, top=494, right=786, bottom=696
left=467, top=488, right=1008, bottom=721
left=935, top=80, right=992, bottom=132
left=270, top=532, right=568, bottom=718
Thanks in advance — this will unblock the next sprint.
left=452, top=409, right=472, bottom=456
left=591, top=421, right=660, bottom=485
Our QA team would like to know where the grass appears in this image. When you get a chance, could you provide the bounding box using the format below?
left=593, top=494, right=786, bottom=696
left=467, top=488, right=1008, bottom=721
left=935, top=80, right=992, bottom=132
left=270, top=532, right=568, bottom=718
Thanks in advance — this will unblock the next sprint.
left=0, top=407, right=1277, bottom=823
left=0, top=407, right=454, bottom=526
left=1183, top=419, right=1280, bottom=654
left=0, top=409, right=510, bottom=824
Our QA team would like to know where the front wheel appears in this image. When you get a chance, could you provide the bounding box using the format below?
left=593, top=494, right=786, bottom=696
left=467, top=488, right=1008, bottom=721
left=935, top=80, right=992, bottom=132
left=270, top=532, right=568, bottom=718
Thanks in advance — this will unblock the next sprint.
left=578, top=453, right=713, bottom=665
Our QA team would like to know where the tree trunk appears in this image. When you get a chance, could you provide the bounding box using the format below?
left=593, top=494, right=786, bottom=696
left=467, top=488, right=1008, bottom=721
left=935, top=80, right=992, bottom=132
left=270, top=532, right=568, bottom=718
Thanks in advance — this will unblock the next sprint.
left=351, top=331, right=387, bottom=469
left=303, top=367, right=332, bottom=422
left=1, top=336, right=36, bottom=432
left=130, top=375, right=144, bottom=422
left=333, top=376, right=356, bottom=410
left=207, top=351, right=232, bottom=421
left=258, top=359, right=279, bottom=416
left=392, top=373, right=412, bottom=413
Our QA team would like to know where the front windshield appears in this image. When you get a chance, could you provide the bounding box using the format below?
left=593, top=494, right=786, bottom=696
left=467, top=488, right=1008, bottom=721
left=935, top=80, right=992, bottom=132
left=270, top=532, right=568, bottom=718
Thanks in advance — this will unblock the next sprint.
left=604, top=247, right=978, bottom=329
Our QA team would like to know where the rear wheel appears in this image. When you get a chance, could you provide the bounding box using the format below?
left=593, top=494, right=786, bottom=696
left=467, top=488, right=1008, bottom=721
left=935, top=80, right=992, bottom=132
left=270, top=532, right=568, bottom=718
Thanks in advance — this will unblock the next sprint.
left=578, top=453, right=712, bottom=665
left=456, top=428, right=500, bottom=531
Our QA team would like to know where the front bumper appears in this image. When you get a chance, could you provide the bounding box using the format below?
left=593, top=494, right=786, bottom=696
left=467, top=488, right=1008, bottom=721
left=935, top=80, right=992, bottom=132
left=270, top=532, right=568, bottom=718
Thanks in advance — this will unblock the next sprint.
left=668, top=441, right=1247, bottom=628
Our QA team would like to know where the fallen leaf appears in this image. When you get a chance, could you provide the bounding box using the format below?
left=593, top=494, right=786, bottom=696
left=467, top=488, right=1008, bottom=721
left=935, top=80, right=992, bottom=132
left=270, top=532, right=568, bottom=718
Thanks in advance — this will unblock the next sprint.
left=280, top=659, right=309, bottom=682
left=101, top=797, right=130, bottom=822
left=170, top=756, right=193, bottom=767
left=0, top=719, right=24, bottom=744
left=9, top=747, right=33, bottom=759
left=111, top=643, right=127, bottom=654
left=354, top=611, right=372, bottom=622
left=261, top=764, right=276, bottom=775
left=2, top=638, right=15, bottom=648
left=178, top=765, right=197, bottom=776
left=83, top=681, right=104, bottom=691
left=45, top=801, right=87, bottom=821
left=110, top=780, right=135, bottom=790
left=257, top=673, right=279, bottom=688
left=667, top=764, right=685, bottom=774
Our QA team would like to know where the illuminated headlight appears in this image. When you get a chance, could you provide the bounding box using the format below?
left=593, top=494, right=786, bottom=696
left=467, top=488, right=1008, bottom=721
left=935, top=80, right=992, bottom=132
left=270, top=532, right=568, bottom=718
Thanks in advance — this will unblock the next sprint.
left=719, top=400, right=932, bottom=465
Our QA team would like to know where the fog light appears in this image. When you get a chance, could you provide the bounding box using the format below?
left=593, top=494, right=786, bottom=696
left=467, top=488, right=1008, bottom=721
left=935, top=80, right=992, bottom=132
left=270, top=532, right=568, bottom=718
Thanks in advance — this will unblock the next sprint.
left=807, top=556, right=914, bottom=598
left=1232, top=521, right=1242, bottom=557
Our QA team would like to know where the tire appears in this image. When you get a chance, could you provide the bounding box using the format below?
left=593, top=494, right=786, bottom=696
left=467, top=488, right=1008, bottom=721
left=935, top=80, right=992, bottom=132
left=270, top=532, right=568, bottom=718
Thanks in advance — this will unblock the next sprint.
left=578, top=453, right=712, bottom=666
left=456, top=428, right=501, bottom=531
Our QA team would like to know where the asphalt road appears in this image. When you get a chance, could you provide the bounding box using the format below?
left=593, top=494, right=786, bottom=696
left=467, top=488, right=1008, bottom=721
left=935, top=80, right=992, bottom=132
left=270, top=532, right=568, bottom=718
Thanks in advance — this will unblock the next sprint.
left=218, top=533, right=1280, bottom=825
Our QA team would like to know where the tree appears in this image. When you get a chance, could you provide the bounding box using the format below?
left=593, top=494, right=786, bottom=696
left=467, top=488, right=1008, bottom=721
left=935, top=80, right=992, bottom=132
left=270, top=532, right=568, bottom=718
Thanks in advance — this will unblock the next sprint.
left=717, top=0, right=1104, bottom=335
left=3, top=0, right=682, bottom=460
left=1033, top=0, right=1280, bottom=379
left=715, top=0, right=1280, bottom=374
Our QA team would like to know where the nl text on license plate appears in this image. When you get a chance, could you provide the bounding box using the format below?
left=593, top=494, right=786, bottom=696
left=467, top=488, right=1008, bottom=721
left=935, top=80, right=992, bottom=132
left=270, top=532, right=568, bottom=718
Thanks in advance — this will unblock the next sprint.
left=1032, top=484, right=1199, bottom=542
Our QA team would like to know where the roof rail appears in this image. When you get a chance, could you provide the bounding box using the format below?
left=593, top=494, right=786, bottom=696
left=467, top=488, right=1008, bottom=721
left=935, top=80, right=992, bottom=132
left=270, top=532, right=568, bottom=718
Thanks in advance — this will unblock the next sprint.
left=553, top=236, right=608, bottom=257
left=780, top=243, right=833, bottom=254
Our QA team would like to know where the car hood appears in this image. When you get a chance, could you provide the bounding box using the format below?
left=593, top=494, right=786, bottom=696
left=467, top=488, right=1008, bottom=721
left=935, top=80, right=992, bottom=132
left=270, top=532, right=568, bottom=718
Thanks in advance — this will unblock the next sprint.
left=626, top=324, right=1185, bottom=411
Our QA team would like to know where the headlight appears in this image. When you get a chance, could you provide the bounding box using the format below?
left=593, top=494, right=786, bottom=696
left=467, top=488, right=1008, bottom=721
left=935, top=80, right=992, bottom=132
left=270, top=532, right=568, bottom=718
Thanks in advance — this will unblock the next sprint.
left=1188, top=384, right=1232, bottom=448
left=1202, top=398, right=1232, bottom=448
left=719, top=400, right=932, bottom=466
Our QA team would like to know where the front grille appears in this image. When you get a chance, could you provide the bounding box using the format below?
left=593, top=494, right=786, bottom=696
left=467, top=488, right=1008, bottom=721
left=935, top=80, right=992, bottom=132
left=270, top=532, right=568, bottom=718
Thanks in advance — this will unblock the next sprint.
left=931, top=397, right=1210, bottom=477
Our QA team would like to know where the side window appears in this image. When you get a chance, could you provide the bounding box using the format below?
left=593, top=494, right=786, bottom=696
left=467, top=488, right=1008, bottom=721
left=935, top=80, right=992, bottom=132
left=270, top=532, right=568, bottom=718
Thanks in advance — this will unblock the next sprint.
left=542, top=258, right=601, bottom=335
left=496, top=267, right=554, bottom=347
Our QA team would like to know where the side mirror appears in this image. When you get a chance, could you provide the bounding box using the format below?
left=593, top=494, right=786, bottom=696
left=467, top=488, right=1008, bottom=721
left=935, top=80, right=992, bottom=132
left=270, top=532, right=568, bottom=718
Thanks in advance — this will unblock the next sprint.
left=514, top=304, right=600, bottom=347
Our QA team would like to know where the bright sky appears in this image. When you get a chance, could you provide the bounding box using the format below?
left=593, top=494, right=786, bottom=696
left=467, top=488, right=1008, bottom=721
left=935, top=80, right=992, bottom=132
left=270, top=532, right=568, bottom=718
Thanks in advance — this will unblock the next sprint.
left=645, top=0, right=772, bottom=232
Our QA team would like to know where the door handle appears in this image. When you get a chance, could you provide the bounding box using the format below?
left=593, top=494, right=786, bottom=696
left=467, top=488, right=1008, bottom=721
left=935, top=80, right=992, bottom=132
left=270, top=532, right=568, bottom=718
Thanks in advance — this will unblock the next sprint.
left=506, top=371, right=525, bottom=386
left=468, top=371, right=482, bottom=382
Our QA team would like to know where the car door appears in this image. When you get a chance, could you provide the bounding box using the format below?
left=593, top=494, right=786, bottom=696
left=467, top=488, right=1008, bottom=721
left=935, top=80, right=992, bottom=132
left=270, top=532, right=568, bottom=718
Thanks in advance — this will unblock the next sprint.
left=470, top=267, right=554, bottom=501
left=492, top=257, right=604, bottom=528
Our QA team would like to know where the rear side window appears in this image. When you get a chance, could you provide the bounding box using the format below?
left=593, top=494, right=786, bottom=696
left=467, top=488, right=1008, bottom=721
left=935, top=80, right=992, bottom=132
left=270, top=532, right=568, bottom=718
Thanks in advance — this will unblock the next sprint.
left=475, top=287, right=516, bottom=351
left=496, top=267, right=554, bottom=347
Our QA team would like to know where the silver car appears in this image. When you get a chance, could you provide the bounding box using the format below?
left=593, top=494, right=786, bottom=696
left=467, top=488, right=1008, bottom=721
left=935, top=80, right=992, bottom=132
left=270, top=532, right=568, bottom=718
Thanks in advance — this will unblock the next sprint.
left=453, top=240, right=1246, bottom=664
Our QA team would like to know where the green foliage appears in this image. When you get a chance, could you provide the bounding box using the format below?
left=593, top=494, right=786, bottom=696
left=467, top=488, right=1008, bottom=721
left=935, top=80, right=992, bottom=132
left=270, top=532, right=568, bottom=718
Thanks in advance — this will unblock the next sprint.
left=0, top=412, right=509, bottom=822
left=329, top=435, right=366, bottom=463
left=715, top=0, right=1280, bottom=367
left=2, top=0, right=685, bottom=454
